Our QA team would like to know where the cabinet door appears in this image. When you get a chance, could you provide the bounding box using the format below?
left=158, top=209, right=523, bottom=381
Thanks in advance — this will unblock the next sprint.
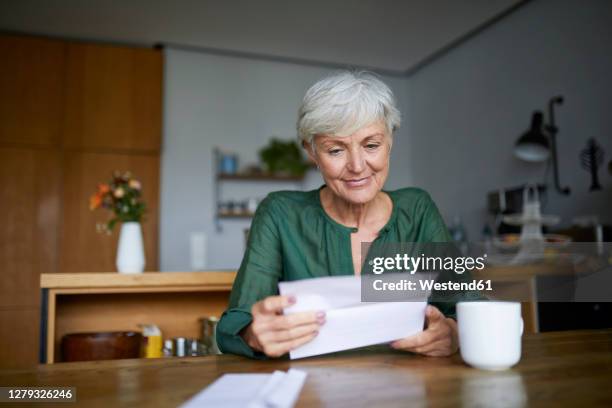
left=0, top=308, right=40, bottom=368
left=59, top=152, right=159, bottom=272
left=62, top=43, right=162, bottom=152
left=0, top=35, right=65, bottom=147
left=0, top=147, right=60, bottom=308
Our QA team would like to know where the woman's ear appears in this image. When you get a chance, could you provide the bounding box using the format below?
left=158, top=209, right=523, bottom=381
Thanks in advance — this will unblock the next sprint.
left=302, top=140, right=318, bottom=166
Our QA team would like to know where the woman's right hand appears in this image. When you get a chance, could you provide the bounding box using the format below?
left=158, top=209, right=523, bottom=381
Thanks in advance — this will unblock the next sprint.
left=240, top=295, right=325, bottom=357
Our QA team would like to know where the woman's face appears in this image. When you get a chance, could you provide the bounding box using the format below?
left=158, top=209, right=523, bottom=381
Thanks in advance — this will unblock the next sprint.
left=308, top=122, right=391, bottom=205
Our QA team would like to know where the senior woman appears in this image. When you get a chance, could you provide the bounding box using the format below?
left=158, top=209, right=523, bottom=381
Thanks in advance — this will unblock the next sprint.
left=217, top=71, right=466, bottom=359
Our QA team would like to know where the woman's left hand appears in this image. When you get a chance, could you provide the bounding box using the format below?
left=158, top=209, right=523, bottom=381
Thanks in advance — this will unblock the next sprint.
left=390, top=305, right=459, bottom=357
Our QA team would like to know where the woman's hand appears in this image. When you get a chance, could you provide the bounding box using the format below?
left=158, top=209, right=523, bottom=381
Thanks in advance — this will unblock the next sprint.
left=390, top=305, right=458, bottom=357
left=241, top=295, right=325, bottom=358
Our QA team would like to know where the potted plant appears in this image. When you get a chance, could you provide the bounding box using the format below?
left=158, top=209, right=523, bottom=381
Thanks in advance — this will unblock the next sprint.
left=258, top=138, right=309, bottom=177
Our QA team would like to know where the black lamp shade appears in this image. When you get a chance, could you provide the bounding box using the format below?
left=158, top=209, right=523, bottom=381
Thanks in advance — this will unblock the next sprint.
left=515, top=111, right=550, bottom=162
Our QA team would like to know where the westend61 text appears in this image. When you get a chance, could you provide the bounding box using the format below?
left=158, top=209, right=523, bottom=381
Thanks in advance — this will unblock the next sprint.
left=373, top=279, right=493, bottom=292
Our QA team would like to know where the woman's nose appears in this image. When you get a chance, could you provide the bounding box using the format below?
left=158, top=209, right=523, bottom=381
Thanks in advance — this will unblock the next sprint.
left=346, top=149, right=366, bottom=173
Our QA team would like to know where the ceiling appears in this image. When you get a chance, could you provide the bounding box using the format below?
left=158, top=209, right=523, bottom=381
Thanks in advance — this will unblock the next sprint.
left=0, top=0, right=523, bottom=75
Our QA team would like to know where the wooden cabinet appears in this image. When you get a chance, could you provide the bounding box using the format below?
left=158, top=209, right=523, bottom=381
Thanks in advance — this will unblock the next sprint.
left=62, top=43, right=163, bottom=151
left=0, top=148, right=61, bottom=308
left=40, top=272, right=235, bottom=363
left=0, top=35, right=65, bottom=147
left=0, top=309, right=40, bottom=368
left=59, top=152, right=160, bottom=272
left=0, top=147, right=60, bottom=369
left=0, top=34, right=163, bottom=368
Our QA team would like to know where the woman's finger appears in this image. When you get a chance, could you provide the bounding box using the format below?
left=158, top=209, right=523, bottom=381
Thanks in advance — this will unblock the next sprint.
left=260, top=322, right=320, bottom=343
left=252, top=310, right=324, bottom=334
left=252, top=312, right=324, bottom=339
left=269, top=311, right=325, bottom=330
left=411, top=338, right=452, bottom=355
left=418, top=347, right=453, bottom=357
left=425, top=305, right=445, bottom=326
left=252, top=295, right=295, bottom=315
left=262, top=330, right=319, bottom=358
left=390, top=328, right=440, bottom=350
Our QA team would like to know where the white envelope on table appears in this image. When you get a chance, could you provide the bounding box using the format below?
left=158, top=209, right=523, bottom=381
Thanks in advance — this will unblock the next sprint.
left=279, top=275, right=429, bottom=359
left=180, top=369, right=307, bottom=408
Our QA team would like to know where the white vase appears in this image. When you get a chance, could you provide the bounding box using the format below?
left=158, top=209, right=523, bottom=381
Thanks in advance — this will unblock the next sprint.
left=116, top=222, right=145, bottom=274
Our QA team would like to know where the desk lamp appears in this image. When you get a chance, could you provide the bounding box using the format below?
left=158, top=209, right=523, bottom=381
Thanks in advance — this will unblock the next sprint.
left=514, top=96, right=570, bottom=195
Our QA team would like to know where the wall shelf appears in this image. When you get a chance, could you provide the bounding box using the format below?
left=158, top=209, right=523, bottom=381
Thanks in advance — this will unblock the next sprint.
left=217, top=173, right=304, bottom=182
left=213, top=148, right=309, bottom=231
left=217, top=212, right=254, bottom=219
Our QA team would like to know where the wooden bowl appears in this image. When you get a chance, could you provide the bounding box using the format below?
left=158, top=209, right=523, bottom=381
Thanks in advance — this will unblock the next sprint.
left=61, top=331, right=142, bottom=362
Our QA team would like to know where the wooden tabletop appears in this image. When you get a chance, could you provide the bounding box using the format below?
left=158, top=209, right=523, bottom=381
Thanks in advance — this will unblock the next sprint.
left=1, top=330, right=611, bottom=407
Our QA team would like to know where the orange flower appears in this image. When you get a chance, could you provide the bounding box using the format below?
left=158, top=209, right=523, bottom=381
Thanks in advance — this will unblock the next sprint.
left=89, top=193, right=102, bottom=210
left=97, top=183, right=110, bottom=194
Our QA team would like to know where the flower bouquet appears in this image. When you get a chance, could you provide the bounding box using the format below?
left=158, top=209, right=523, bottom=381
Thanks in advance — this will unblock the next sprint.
left=89, top=171, right=146, bottom=232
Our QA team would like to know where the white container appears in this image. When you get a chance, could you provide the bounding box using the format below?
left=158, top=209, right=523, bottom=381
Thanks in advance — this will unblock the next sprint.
left=116, top=222, right=145, bottom=274
left=189, top=232, right=207, bottom=271
left=457, top=301, right=523, bottom=371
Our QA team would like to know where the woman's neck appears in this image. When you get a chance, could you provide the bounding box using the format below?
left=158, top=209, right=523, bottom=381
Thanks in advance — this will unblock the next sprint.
left=321, top=187, right=390, bottom=230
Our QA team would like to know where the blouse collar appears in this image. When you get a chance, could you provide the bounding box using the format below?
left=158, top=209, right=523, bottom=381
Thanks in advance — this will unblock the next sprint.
left=314, top=185, right=398, bottom=235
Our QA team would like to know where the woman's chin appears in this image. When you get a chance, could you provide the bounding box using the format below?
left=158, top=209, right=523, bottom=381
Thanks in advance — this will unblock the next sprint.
left=335, top=188, right=379, bottom=205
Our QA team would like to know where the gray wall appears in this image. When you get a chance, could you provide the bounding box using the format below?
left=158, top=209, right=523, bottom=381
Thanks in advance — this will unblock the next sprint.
left=160, top=48, right=410, bottom=270
left=407, top=0, right=612, bottom=239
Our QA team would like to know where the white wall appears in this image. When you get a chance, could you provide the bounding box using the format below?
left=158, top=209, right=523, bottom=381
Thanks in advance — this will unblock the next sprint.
left=162, top=0, right=612, bottom=271
left=160, top=48, right=410, bottom=270
left=407, top=0, right=612, bottom=239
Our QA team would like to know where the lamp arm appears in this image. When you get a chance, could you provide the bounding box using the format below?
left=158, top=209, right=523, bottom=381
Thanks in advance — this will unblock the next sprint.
left=546, top=96, right=570, bottom=195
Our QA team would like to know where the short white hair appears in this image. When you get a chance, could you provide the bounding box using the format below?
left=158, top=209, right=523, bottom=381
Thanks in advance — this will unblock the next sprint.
left=297, top=71, right=401, bottom=144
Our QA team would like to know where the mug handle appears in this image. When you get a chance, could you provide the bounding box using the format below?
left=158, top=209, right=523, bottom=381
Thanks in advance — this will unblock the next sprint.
left=519, top=318, right=524, bottom=336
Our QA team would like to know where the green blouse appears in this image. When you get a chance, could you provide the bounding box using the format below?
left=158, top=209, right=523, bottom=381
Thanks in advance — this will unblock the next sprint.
left=217, top=186, right=474, bottom=358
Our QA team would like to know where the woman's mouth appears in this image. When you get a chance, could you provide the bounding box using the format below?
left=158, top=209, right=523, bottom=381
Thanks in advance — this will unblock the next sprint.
left=343, top=176, right=371, bottom=188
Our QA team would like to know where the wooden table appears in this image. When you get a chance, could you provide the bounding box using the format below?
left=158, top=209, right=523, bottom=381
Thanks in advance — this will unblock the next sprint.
left=40, top=272, right=236, bottom=364
left=3, top=330, right=611, bottom=407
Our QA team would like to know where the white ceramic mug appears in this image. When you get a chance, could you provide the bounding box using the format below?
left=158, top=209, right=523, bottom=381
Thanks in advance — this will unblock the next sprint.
left=457, top=301, right=523, bottom=370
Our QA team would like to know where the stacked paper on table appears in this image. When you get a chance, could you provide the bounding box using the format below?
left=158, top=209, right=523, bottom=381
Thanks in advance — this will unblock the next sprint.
left=180, top=369, right=307, bottom=408
left=279, top=275, right=428, bottom=359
